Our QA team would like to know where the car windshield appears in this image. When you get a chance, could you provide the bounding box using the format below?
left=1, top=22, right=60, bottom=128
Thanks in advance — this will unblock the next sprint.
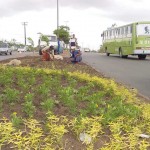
left=0, top=43, right=7, bottom=48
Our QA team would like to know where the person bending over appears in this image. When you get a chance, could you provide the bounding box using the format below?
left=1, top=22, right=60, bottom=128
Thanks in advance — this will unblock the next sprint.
left=42, top=45, right=54, bottom=61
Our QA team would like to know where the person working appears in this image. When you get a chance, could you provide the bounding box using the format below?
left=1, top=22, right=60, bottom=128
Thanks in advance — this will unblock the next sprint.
left=42, top=45, right=54, bottom=61
left=71, top=47, right=82, bottom=63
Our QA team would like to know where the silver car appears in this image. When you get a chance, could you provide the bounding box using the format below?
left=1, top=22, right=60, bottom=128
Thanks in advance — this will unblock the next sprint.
left=0, top=43, right=12, bottom=55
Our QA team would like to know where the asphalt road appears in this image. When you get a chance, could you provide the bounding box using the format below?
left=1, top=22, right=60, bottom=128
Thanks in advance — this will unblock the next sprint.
left=0, top=51, right=37, bottom=61
left=83, top=52, right=150, bottom=99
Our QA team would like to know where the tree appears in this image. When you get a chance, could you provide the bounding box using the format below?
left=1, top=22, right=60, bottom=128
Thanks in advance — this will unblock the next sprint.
left=27, top=37, right=34, bottom=51
left=27, top=37, right=34, bottom=46
left=53, top=25, right=70, bottom=44
left=40, top=34, right=49, bottom=46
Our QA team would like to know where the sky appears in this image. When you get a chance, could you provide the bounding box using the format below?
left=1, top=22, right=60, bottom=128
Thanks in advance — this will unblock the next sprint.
left=0, top=0, right=150, bottom=50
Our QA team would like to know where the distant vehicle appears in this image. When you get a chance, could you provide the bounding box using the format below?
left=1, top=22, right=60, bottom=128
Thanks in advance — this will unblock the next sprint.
left=91, top=50, right=97, bottom=53
left=18, top=46, right=28, bottom=52
left=0, top=42, right=12, bottom=55
left=38, top=35, right=64, bottom=55
left=11, top=46, right=18, bottom=51
left=101, top=21, right=150, bottom=59
left=84, top=48, right=90, bottom=52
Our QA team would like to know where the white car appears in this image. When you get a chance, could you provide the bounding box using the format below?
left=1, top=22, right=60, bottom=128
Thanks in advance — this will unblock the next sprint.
left=84, top=48, right=90, bottom=52
left=18, top=46, right=28, bottom=52
left=0, top=43, right=12, bottom=55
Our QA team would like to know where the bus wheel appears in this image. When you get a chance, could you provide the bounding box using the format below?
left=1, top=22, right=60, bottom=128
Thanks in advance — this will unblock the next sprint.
left=119, top=49, right=128, bottom=58
left=122, top=55, right=128, bottom=58
left=119, top=49, right=123, bottom=58
left=106, top=52, right=110, bottom=56
left=138, top=55, right=146, bottom=60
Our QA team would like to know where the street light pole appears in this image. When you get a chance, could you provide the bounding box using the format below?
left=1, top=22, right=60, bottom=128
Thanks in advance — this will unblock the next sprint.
left=57, top=0, right=60, bottom=54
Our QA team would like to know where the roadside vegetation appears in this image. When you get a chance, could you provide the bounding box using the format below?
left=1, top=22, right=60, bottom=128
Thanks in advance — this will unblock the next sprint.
left=0, top=56, right=149, bottom=149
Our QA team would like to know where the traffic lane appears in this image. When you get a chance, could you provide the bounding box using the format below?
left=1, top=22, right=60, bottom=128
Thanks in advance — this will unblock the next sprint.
left=0, top=51, right=38, bottom=61
left=82, top=52, right=150, bottom=99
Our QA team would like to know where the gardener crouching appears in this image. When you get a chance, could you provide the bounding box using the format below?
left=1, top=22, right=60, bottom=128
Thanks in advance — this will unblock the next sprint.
left=42, top=45, right=54, bottom=61
left=71, top=47, right=82, bottom=64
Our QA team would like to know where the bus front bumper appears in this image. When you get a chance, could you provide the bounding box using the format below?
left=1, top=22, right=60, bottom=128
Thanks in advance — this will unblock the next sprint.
left=134, top=49, right=150, bottom=55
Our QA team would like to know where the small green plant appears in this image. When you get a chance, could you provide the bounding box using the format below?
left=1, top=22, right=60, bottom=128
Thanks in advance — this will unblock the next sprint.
left=11, top=112, right=22, bottom=128
left=58, top=87, right=77, bottom=114
left=17, top=80, right=29, bottom=91
left=37, top=84, right=50, bottom=97
left=41, top=98, right=54, bottom=111
left=4, top=88, right=20, bottom=103
left=24, top=93, right=34, bottom=102
left=0, top=96, right=3, bottom=112
left=103, top=97, right=141, bottom=124
left=22, top=101, right=35, bottom=117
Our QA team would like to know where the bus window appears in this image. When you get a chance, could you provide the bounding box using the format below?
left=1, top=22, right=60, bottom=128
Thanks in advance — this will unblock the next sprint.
left=121, top=27, right=124, bottom=35
left=118, top=28, right=120, bottom=36
left=112, top=30, right=115, bottom=38
left=128, top=26, right=132, bottom=34
left=116, top=29, right=118, bottom=38
left=125, top=26, right=128, bottom=35
left=127, top=26, right=132, bottom=37
left=118, top=28, right=122, bottom=38
left=106, top=31, right=108, bottom=39
left=108, top=31, right=110, bottom=39
left=110, top=30, right=112, bottom=39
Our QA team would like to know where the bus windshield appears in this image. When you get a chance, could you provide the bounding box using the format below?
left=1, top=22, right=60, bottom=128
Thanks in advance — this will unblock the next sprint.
left=136, top=24, right=150, bottom=36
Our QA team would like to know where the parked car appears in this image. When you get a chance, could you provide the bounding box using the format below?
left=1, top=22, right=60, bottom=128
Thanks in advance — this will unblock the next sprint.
left=18, top=46, right=28, bottom=52
left=0, top=42, right=12, bottom=55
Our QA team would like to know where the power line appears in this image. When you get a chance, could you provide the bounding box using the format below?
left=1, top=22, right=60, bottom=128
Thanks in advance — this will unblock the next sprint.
left=22, top=22, right=28, bottom=46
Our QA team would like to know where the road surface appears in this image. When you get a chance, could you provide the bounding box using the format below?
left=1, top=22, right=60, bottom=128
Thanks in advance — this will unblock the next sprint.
left=0, top=51, right=37, bottom=61
left=83, top=52, right=150, bottom=99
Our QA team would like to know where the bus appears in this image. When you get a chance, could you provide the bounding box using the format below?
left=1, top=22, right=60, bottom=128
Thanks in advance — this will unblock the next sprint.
left=101, top=21, right=150, bottom=59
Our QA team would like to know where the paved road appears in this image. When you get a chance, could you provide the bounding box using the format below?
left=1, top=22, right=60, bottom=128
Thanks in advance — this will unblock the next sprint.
left=83, top=52, right=150, bottom=99
left=0, top=51, right=37, bottom=61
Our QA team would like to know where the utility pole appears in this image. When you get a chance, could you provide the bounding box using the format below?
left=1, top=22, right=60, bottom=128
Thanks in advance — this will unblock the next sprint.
left=57, top=0, right=60, bottom=53
left=22, top=22, right=28, bottom=46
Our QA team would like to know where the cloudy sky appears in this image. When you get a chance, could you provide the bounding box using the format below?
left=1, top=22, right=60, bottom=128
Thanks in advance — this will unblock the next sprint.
left=0, top=0, right=150, bottom=49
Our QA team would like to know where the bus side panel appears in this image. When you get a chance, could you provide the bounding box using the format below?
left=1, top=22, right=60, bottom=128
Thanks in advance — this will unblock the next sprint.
left=103, top=40, right=116, bottom=54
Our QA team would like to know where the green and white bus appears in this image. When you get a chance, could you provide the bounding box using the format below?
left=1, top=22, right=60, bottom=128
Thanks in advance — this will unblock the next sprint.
left=101, top=21, right=150, bottom=59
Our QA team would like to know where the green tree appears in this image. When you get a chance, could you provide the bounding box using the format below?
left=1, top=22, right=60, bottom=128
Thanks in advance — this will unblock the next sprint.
left=53, top=25, right=70, bottom=44
left=40, top=34, right=49, bottom=46
left=27, top=37, right=34, bottom=46
left=27, top=37, right=35, bottom=51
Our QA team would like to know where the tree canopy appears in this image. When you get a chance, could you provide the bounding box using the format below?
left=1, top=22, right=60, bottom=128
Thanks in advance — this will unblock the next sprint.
left=40, top=35, right=49, bottom=46
left=27, top=37, right=34, bottom=46
left=53, top=25, right=70, bottom=44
